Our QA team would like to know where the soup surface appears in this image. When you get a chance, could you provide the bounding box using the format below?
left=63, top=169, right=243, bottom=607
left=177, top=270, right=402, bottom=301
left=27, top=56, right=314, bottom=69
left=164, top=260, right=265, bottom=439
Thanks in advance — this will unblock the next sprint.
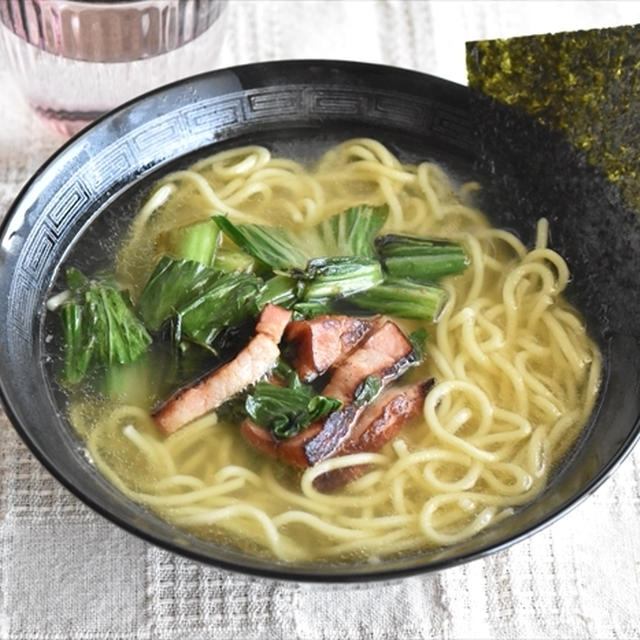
left=63, top=139, right=601, bottom=563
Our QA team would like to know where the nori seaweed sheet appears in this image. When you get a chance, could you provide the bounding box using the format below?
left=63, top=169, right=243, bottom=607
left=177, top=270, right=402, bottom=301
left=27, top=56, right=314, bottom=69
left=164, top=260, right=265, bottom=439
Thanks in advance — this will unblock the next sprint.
left=468, top=91, right=640, bottom=340
left=463, top=30, right=640, bottom=545
left=467, top=24, right=640, bottom=210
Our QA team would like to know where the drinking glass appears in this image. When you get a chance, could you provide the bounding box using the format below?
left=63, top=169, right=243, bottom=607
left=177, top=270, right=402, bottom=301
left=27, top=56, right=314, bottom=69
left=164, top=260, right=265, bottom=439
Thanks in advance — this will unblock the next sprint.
left=0, top=0, right=228, bottom=137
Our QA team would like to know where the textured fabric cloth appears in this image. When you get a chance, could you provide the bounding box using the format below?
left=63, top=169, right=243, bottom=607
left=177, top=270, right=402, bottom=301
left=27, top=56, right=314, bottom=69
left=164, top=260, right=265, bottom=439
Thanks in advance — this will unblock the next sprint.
left=1, top=2, right=640, bottom=638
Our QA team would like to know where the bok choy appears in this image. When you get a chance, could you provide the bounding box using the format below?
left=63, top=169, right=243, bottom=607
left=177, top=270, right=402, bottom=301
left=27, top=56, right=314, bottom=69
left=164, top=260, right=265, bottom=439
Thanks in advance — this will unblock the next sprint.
left=314, top=204, right=388, bottom=257
left=256, top=275, right=298, bottom=309
left=245, top=372, right=342, bottom=439
left=347, top=277, right=448, bottom=322
left=137, top=257, right=262, bottom=350
left=60, top=268, right=152, bottom=385
left=297, top=257, right=384, bottom=300
left=376, top=234, right=469, bottom=282
left=137, top=257, right=218, bottom=331
left=213, top=249, right=256, bottom=274
left=213, top=215, right=308, bottom=270
left=178, top=271, right=261, bottom=348
left=162, top=218, right=221, bottom=267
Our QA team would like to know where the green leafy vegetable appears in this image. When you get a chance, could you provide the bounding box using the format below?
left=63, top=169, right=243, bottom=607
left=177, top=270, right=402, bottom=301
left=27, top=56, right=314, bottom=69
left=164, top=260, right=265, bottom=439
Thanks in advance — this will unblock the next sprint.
left=376, top=234, right=469, bottom=281
left=179, top=271, right=261, bottom=348
left=353, top=375, right=382, bottom=406
left=347, top=277, right=448, bottom=321
left=271, top=357, right=296, bottom=382
left=60, top=268, right=152, bottom=385
left=61, top=303, right=92, bottom=385
left=291, top=298, right=337, bottom=320
left=245, top=374, right=342, bottom=439
left=163, top=218, right=221, bottom=266
left=315, top=204, right=388, bottom=258
left=213, top=204, right=388, bottom=274
left=137, top=257, right=262, bottom=350
left=408, top=328, right=429, bottom=361
left=65, top=267, right=87, bottom=290
left=256, top=275, right=298, bottom=309
left=213, top=249, right=256, bottom=273
left=137, top=257, right=218, bottom=331
left=297, top=257, right=384, bottom=300
left=213, top=215, right=308, bottom=270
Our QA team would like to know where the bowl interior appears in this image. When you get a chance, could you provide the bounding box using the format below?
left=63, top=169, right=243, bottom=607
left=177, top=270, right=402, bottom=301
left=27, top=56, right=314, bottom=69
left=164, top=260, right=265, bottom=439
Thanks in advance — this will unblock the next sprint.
left=1, top=60, right=640, bottom=581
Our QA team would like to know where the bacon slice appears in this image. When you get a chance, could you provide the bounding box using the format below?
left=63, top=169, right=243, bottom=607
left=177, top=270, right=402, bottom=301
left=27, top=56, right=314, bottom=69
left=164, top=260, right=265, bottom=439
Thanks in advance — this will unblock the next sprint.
left=313, top=379, right=433, bottom=492
left=255, top=304, right=291, bottom=342
left=284, top=315, right=375, bottom=381
left=304, top=321, right=414, bottom=464
left=240, top=320, right=416, bottom=467
left=153, top=304, right=291, bottom=435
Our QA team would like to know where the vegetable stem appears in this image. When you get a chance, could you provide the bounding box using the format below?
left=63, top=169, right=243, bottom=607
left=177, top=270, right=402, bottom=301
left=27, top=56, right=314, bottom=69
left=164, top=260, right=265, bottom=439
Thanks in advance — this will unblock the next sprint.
left=213, top=249, right=256, bottom=273
left=163, top=218, right=221, bottom=267
left=256, top=275, right=298, bottom=309
left=299, top=257, right=384, bottom=300
left=376, top=234, right=469, bottom=281
left=347, top=277, right=448, bottom=321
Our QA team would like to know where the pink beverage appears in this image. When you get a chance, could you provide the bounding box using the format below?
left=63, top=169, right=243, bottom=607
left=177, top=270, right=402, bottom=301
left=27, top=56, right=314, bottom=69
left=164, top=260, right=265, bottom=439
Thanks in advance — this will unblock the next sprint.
left=0, top=0, right=228, bottom=136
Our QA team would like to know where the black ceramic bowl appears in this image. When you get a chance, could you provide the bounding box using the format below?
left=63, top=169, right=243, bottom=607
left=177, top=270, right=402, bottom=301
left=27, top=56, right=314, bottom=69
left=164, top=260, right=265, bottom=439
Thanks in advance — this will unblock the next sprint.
left=1, top=60, right=639, bottom=582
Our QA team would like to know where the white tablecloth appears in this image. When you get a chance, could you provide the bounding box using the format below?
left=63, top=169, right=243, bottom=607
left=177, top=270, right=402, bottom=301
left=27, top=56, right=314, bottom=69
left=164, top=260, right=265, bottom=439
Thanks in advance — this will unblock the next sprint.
left=1, top=2, right=640, bottom=638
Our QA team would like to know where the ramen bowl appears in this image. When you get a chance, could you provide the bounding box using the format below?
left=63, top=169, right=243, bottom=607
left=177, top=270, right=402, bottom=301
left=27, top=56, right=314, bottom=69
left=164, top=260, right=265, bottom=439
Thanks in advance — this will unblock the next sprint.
left=0, top=60, right=639, bottom=582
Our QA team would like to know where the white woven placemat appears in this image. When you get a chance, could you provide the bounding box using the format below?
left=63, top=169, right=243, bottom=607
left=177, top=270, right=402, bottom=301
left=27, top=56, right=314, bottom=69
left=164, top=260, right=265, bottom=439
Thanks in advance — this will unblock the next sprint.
left=1, top=3, right=640, bottom=638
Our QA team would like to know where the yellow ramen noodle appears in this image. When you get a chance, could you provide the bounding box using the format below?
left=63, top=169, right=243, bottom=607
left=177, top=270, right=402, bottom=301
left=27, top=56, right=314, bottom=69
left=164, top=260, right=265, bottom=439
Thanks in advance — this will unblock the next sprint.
left=69, top=139, right=601, bottom=563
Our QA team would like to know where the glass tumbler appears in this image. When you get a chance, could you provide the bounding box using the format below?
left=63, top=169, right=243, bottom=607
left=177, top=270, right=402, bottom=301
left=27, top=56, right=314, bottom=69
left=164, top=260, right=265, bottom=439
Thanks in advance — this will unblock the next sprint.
left=0, top=0, right=228, bottom=137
